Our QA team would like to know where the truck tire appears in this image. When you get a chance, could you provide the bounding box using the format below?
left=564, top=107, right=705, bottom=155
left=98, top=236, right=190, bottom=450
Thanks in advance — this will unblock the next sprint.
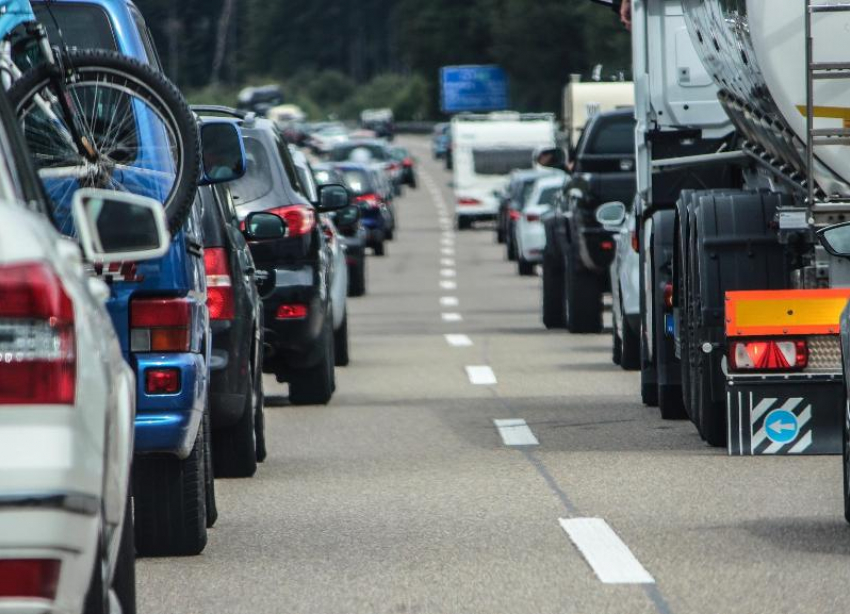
left=134, top=421, right=207, bottom=557
left=565, top=243, right=603, bottom=334
left=688, top=191, right=789, bottom=446
left=289, top=316, right=335, bottom=406
left=212, top=375, right=258, bottom=478
left=843, top=401, right=850, bottom=524
left=542, top=253, right=567, bottom=329
left=335, top=310, right=350, bottom=366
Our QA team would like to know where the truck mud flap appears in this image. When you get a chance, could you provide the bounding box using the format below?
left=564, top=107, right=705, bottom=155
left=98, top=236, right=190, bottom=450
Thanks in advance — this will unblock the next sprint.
left=727, top=377, right=844, bottom=455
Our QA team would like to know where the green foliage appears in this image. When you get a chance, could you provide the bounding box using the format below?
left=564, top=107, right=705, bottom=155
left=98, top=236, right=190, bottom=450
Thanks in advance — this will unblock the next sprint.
left=137, top=0, right=631, bottom=119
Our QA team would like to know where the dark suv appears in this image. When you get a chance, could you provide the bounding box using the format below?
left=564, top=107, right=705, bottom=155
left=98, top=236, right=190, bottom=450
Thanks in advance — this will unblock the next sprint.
left=541, top=108, right=636, bottom=333
left=202, top=108, right=349, bottom=405
left=199, top=184, right=266, bottom=477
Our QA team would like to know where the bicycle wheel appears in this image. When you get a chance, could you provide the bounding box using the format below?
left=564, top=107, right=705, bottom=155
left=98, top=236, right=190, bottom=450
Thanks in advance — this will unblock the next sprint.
left=8, top=49, right=199, bottom=236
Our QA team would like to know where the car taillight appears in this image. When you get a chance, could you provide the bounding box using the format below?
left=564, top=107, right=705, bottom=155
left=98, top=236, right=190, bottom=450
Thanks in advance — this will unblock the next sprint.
left=131, top=298, right=191, bottom=352
left=0, top=263, right=75, bottom=405
left=631, top=231, right=639, bottom=252
left=526, top=213, right=541, bottom=222
left=268, top=204, right=316, bottom=238
left=458, top=198, right=481, bottom=207
left=145, top=368, right=181, bottom=395
left=276, top=304, right=308, bottom=320
left=403, top=157, right=413, bottom=168
left=509, top=209, right=521, bottom=221
left=355, top=193, right=382, bottom=209
left=601, top=241, right=614, bottom=251
left=0, top=559, right=60, bottom=599
left=729, top=339, right=808, bottom=372
left=663, top=282, right=674, bottom=310
left=204, top=248, right=235, bottom=321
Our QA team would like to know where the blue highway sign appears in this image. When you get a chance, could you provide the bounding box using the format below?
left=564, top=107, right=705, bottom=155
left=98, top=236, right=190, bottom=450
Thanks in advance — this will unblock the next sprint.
left=440, top=65, right=509, bottom=114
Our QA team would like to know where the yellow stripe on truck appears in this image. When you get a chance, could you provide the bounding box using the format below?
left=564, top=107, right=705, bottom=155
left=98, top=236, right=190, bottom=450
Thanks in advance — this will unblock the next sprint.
left=796, top=105, right=850, bottom=128
left=726, top=290, right=850, bottom=337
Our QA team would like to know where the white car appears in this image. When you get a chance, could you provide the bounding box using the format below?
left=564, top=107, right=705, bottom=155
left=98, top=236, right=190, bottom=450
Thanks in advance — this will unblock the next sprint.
left=309, top=124, right=349, bottom=155
left=0, top=100, right=170, bottom=612
left=514, top=175, right=567, bottom=276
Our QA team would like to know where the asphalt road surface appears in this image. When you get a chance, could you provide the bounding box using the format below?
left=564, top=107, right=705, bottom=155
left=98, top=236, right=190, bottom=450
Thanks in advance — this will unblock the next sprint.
left=138, top=137, right=847, bottom=614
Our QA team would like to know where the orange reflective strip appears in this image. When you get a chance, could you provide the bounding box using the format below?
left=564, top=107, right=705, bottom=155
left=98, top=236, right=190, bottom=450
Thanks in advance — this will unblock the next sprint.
left=725, top=289, right=850, bottom=337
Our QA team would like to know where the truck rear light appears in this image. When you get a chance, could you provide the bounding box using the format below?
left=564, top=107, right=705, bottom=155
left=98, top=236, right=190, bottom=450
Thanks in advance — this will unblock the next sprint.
left=0, top=263, right=75, bottom=405
left=267, top=204, right=316, bottom=237
left=204, top=248, right=235, bottom=321
left=458, top=198, right=481, bottom=207
left=276, top=304, right=308, bottom=320
left=131, top=298, right=191, bottom=352
left=0, top=559, right=60, bottom=599
left=525, top=213, right=541, bottom=222
left=729, top=339, right=808, bottom=372
left=145, top=368, right=181, bottom=394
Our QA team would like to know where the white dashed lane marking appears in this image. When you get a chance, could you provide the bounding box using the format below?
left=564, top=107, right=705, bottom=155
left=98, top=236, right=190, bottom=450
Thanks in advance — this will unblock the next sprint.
left=559, top=518, right=655, bottom=585
left=442, top=313, right=463, bottom=323
left=445, top=334, right=473, bottom=347
left=441, top=258, right=456, bottom=267
left=493, top=419, right=539, bottom=446
left=440, top=280, right=457, bottom=290
left=465, top=365, right=497, bottom=385
left=440, top=269, right=456, bottom=278
left=440, top=296, right=459, bottom=307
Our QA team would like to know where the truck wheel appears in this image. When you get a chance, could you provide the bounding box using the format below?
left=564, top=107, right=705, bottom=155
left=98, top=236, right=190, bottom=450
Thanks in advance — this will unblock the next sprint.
left=335, top=310, right=350, bottom=366
left=565, top=244, right=602, bottom=334
left=289, top=317, right=335, bottom=406
left=134, top=420, right=207, bottom=556
left=212, top=373, right=258, bottom=478
left=348, top=259, right=366, bottom=297
left=517, top=257, right=535, bottom=276
left=844, top=400, right=850, bottom=524
left=203, top=409, right=217, bottom=527
left=542, top=254, right=567, bottom=329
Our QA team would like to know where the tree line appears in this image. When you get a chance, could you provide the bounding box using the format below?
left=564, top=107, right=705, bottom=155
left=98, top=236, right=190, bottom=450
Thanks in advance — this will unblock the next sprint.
left=136, top=0, right=631, bottom=120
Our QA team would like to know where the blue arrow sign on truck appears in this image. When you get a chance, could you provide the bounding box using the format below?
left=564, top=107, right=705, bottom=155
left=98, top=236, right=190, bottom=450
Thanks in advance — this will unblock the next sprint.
left=440, top=65, right=509, bottom=114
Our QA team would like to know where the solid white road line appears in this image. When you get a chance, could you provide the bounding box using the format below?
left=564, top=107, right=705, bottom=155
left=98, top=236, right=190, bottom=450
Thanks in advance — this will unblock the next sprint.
left=465, top=365, right=497, bottom=385
left=440, top=296, right=459, bottom=307
left=445, top=334, right=473, bottom=347
left=442, top=312, right=463, bottom=322
left=440, top=280, right=457, bottom=290
left=559, top=518, right=655, bottom=585
left=441, top=269, right=456, bottom=278
left=493, top=419, right=539, bottom=446
left=441, top=258, right=456, bottom=267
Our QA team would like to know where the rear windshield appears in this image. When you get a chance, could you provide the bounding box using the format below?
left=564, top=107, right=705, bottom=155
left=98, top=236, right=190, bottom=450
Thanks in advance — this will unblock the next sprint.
left=535, top=186, right=561, bottom=206
left=230, top=137, right=274, bottom=206
left=520, top=179, right=537, bottom=205
left=313, top=168, right=338, bottom=185
left=473, top=148, right=535, bottom=176
left=341, top=170, right=373, bottom=196
left=34, top=5, right=117, bottom=51
left=330, top=144, right=389, bottom=162
left=586, top=117, right=635, bottom=155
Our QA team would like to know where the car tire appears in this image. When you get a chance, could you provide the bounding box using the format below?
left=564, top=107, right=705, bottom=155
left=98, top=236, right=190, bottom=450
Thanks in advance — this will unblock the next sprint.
left=612, top=328, right=622, bottom=366
left=457, top=217, right=472, bottom=230
left=385, top=228, right=395, bottom=241
left=507, top=235, right=518, bottom=261
left=620, top=311, right=641, bottom=371
left=518, top=257, right=535, bottom=276
left=212, top=372, right=258, bottom=478
left=497, top=226, right=506, bottom=244
left=133, top=420, right=207, bottom=557
left=289, top=316, right=335, bottom=406
left=112, top=493, right=136, bottom=614
left=373, top=241, right=386, bottom=257
left=83, top=535, right=106, bottom=614
left=542, top=254, right=567, bottom=329
left=564, top=244, right=603, bottom=334
left=254, top=363, right=267, bottom=463
left=203, top=409, right=217, bottom=527
left=334, top=310, right=350, bottom=367
left=348, top=259, right=366, bottom=297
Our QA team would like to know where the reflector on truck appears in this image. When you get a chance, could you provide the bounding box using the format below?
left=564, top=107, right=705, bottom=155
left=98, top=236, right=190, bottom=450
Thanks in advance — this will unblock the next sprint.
left=725, top=289, right=850, bottom=337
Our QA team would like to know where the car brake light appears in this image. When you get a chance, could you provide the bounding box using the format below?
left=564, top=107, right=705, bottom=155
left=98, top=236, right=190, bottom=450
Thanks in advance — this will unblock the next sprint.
left=0, top=559, right=60, bottom=599
left=355, top=193, right=382, bottom=209
left=276, top=304, right=308, bottom=320
left=525, top=213, right=541, bottom=222
left=729, top=339, right=808, bottom=372
left=131, top=298, right=191, bottom=352
left=204, top=248, right=235, bottom=321
left=509, top=210, right=521, bottom=221
left=0, top=263, right=75, bottom=405
left=267, top=204, right=316, bottom=238
left=631, top=231, right=639, bottom=252
left=601, top=241, right=614, bottom=251
left=145, top=368, right=181, bottom=394
left=458, top=198, right=481, bottom=207
left=403, top=157, right=413, bottom=168
left=664, top=282, right=674, bottom=309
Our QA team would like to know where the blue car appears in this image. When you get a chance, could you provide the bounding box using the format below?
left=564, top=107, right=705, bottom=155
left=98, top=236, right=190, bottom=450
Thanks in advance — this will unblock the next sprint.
left=32, top=0, right=240, bottom=556
left=332, top=162, right=390, bottom=257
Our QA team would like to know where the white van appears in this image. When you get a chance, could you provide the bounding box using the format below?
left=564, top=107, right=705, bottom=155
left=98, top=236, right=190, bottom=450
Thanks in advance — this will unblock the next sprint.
left=451, top=112, right=556, bottom=229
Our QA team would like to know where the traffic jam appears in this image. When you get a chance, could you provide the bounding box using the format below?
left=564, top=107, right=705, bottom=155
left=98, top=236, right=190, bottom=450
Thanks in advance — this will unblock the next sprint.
left=1, top=0, right=850, bottom=613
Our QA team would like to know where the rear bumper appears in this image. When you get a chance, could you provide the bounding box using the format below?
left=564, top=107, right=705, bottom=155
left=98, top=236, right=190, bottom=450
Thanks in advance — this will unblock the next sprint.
left=133, top=352, right=205, bottom=459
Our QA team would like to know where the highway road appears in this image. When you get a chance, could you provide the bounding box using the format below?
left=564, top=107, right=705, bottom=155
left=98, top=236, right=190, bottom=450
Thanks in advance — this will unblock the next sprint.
left=137, top=137, right=848, bottom=614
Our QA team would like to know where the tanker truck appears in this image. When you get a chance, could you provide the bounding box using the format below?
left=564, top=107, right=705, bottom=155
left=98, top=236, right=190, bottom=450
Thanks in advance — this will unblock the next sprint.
left=571, top=0, right=850, bottom=458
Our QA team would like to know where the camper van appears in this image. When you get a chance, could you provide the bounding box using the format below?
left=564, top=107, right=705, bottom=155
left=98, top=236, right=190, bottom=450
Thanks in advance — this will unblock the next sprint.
left=563, top=75, right=634, bottom=148
left=452, top=112, right=557, bottom=229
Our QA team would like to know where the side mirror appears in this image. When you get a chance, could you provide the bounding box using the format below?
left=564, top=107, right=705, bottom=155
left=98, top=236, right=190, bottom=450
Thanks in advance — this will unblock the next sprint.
left=244, top=212, right=286, bottom=240
left=332, top=204, right=361, bottom=229
left=200, top=121, right=247, bottom=186
left=595, top=201, right=627, bottom=230
left=817, top=221, right=850, bottom=257
left=535, top=147, right=568, bottom=170
left=316, top=183, right=350, bottom=213
left=72, top=188, right=171, bottom=263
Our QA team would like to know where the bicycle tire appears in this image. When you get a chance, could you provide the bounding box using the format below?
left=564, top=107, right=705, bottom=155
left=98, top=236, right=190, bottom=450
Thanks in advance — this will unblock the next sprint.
left=8, top=49, right=199, bottom=236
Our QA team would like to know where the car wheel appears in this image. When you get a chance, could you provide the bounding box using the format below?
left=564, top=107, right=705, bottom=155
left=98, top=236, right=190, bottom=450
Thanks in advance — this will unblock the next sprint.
left=212, top=370, right=258, bottom=478
left=457, top=217, right=472, bottom=230
left=620, top=304, right=641, bottom=371
left=507, top=235, right=518, bottom=261
left=564, top=244, right=603, bottom=334
left=112, top=493, right=136, bottom=614
left=542, top=253, right=566, bottom=329
left=385, top=228, right=395, bottom=241
left=518, top=257, right=535, bottom=276
left=374, top=241, right=386, bottom=257
left=612, top=327, right=622, bottom=366
left=348, top=258, right=366, bottom=297
left=83, top=534, right=107, bottom=614
left=203, top=408, right=217, bottom=527
left=133, top=419, right=207, bottom=557
left=334, top=309, right=350, bottom=367
left=289, top=316, right=335, bottom=406
left=254, top=362, right=267, bottom=462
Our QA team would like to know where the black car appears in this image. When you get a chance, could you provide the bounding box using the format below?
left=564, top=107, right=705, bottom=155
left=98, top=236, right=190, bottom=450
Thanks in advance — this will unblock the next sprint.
left=328, top=139, right=403, bottom=195
left=237, top=84, right=284, bottom=117
left=333, top=162, right=392, bottom=256
left=541, top=108, right=636, bottom=333
left=199, top=184, right=266, bottom=477
left=213, top=110, right=349, bottom=405
left=314, top=163, right=368, bottom=297
left=390, top=146, right=417, bottom=188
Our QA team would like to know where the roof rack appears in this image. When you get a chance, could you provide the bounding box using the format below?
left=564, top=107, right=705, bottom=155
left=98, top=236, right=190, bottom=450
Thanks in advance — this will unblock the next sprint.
left=190, top=105, right=245, bottom=119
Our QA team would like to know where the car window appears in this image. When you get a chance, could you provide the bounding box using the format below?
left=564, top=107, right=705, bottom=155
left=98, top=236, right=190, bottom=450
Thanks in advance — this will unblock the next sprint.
left=473, top=148, right=535, bottom=176
left=341, top=170, right=372, bottom=196
left=330, top=144, right=389, bottom=162
left=520, top=179, right=537, bottom=205
left=535, top=186, right=561, bottom=207
left=33, top=4, right=117, bottom=51
left=229, top=136, right=274, bottom=206
left=273, top=132, right=305, bottom=195
left=295, top=162, right=318, bottom=202
left=586, top=117, right=636, bottom=156
left=130, top=6, right=163, bottom=69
